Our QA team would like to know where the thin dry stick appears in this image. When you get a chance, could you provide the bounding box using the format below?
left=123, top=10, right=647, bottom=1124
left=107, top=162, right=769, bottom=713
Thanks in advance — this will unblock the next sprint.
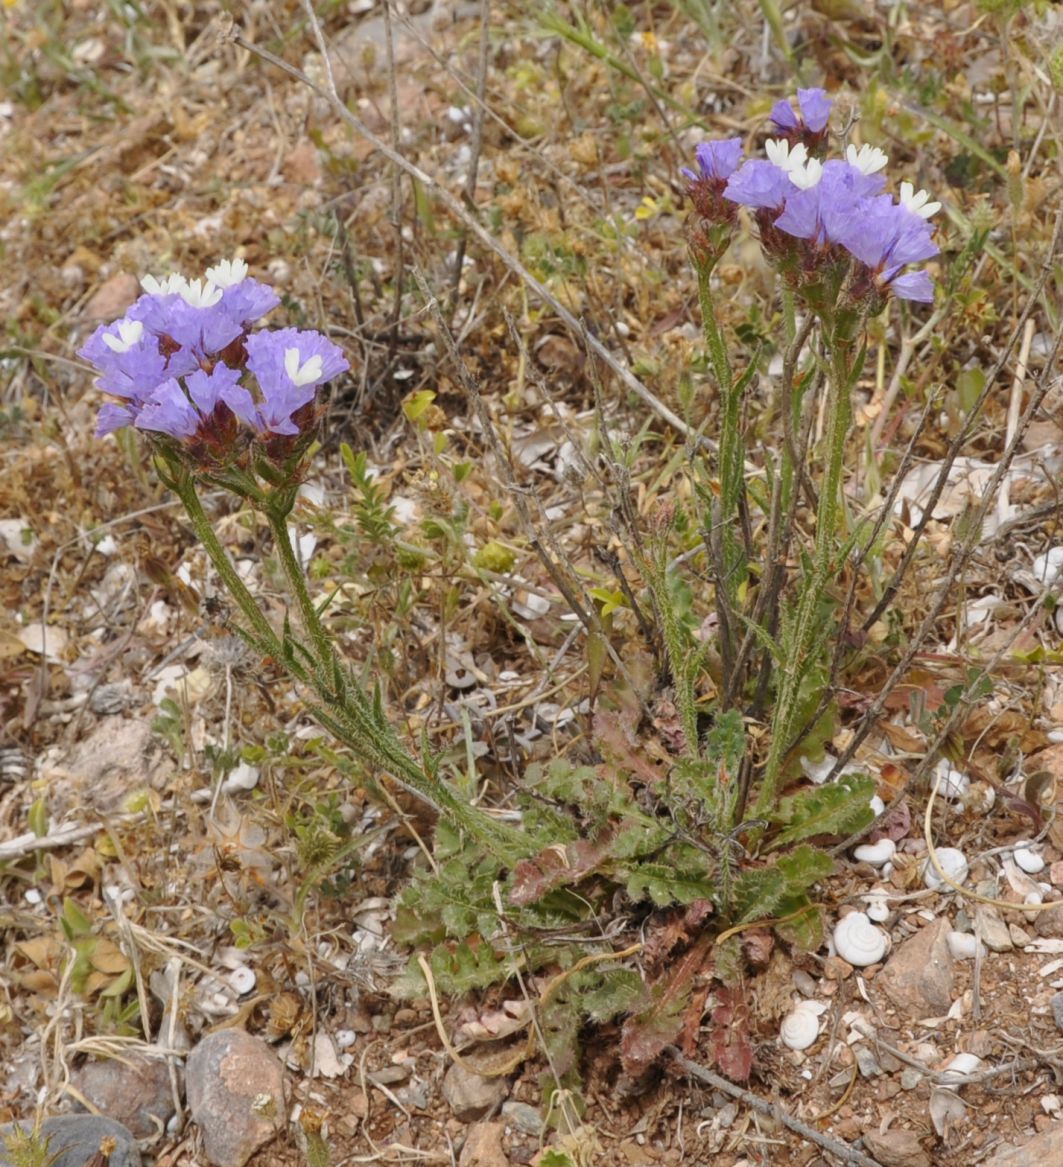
left=996, top=317, right=1035, bottom=531
left=246, top=9, right=714, bottom=452
left=668, top=1047, right=887, bottom=1167
left=447, top=0, right=490, bottom=313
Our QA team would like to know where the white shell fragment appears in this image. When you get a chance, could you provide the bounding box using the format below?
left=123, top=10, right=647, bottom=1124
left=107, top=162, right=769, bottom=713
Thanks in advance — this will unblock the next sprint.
left=780, top=1003, right=822, bottom=1051
left=939, top=1052, right=984, bottom=1083
left=1014, top=844, right=1046, bottom=874
left=853, top=839, right=896, bottom=867
left=1032, top=547, right=1063, bottom=588
left=946, top=931, right=984, bottom=960
left=932, top=760, right=970, bottom=802
left=923, top=847, right=969, bottom=890
left=869, top=795, right=886, bottom=816
left=833, top=912, right=890, bottom=967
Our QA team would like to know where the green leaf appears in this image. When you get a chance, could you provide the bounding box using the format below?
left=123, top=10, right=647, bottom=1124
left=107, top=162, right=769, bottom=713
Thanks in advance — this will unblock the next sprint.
left=768, top=774, right=876, bottom=849
left=624, top=861, right=717, bottom=907
left=402, top=389, right=437, bottom=425
left=733, top=845, right=832, bottom=925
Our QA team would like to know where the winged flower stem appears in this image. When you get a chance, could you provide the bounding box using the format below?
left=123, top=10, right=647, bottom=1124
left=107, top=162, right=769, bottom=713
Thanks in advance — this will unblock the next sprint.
left=261, top=503, right=529, bottom=865
left=697, top=266, right=746, bottom=615
left=755, top=329, right=855, bottom=819
left=167, top=465, right=286, bottom=661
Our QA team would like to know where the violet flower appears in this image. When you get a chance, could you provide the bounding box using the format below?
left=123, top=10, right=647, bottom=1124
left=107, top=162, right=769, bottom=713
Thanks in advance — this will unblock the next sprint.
left=81, top=260, right=349, bottom=457
left=770, top=87, right=833, bottom=136
left=773, top=160, right=887, bottom=246
left=681, top=137, right=744, bottom=184
left=245, top=328, right=350, bottom=436
left=835, top=196, right=939, bottom=303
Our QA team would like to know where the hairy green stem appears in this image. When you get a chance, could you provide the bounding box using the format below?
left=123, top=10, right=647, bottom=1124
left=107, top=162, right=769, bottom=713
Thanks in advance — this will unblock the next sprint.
left=755, top=333, right=855, bottom=817
left=169, top=468, right=282, bottom=658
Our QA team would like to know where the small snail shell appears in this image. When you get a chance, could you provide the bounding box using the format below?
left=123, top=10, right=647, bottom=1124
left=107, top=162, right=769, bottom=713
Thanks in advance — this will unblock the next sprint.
left=923, top=847, right=969, bottom=890
left=853, top=839, right=896, bottom=867
left=865, top=889, right=891, bottom=923
left=228, top=966, right=256, bottom=996
left=869, top=795, right=886, bottom=816
left=780, top=1003, right=821, bottom=1051
left=833, top=911, right=890, bottom=967
left=1014, top=844, right=1045, bottom=874
left=932, top=761, right=970, bottom=802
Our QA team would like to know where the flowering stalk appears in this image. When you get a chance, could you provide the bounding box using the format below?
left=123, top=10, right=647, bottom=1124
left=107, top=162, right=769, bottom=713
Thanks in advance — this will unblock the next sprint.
left=78, top=259, right=529, bottom=865
left=754, top=327, right=862, bottom=817
left=684, top=89, right=943, bottom=821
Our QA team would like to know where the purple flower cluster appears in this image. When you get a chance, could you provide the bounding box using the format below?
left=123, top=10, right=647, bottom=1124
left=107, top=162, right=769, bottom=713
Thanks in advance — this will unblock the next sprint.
left=683, top=89, right=941, bottom=306
left=78, top=259, right=349, bottom=459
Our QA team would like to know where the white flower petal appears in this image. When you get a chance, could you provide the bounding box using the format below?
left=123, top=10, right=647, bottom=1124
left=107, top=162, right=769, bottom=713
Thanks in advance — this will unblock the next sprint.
left=101, top=318, right=144, bottom=353
left=205, top=258, right=249, bottom=288
left=846, top=143, right=889, bottom=175
left=179, top=278, right=222, bottom=308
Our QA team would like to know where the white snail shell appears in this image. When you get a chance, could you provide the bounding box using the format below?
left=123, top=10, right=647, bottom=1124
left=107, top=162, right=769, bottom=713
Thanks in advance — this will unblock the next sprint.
left=946, top=931, right=983, bottom=960
left=1014, top=844, right=1045, bottom=874
left=869, top=795, right=886, bottom=816
left=780, top=1003, right=821, bottom=1051
left=227, top=966, right=256, bottom=996
left=853, top=839, right=896, bottom=867
left=833, top=912, right=890, bottom=967
left=932, top=760, right=970, bottom=802
left=865, top=889, right=891, bottom=923
left=923, top=847, right=969, bottom=890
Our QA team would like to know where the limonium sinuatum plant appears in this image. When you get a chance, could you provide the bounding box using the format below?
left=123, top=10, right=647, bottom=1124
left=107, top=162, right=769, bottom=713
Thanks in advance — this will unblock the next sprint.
left=683, top=88, right=942, bottom=820
left=78, top=259, right=527, bottom=863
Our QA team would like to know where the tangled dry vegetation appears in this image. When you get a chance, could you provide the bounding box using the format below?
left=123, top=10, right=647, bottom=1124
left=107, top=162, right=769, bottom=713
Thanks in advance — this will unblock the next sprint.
left=2, top=2, right=1063, bottom=1165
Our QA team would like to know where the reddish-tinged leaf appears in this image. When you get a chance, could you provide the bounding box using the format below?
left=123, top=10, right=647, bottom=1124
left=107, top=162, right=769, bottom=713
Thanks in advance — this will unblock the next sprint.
left=710, top=987, right=753, bottom=1081
left=509, top=830, right=617, bottom=906
left=593, top=710, right=666, bottom=785
left=641, top=900, right=715, bottom=974
left=870, top=798, right=911, bottom=843
left=741, top=928, right=774, bottom=969
left=620, top=933, right=713, bottom=1078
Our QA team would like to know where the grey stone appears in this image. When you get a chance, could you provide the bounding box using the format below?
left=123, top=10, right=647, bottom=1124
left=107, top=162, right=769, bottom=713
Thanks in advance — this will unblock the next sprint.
left=974, top=905, right=1013, bottom=952
left=1034, top=902, right=1063, bottom=938
left=1051, top=991, right=1063, bottom=1034
left=877, top=917, right=955, bottom=1015
left=186, top=1030, right=285, bottom=1167
left=501, top=1100, right=544, bottom=1135
left=442, top=1062, right=508, bottom=1122
left=0, top=1115, right=141, bottom=1167
left=72, top=1053, right=176, bottom=1139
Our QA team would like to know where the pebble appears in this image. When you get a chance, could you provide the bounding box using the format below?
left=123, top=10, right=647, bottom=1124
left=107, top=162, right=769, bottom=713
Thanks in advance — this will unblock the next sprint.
left=501, top=1101, right=544, bottom=1135
left=974, top=905, right=1014, bottom=952
left=862, top=1126, right=931, bottom=1167
left=442, top=1062, right=509, bottom=1122
left=983, top=1121, right=1063, bottom=1164
left=458, top=1120, right=507, bottom=1167
left=185, top=1030, right=286, bottom=1167
left=71, top=1054, right=176, bottom=1139
left=1051, top=992, right=1063, bottom=1034
left=878, top=917, right=955, bottom=1015
left=0, top=1115, right=141, bottom=1167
